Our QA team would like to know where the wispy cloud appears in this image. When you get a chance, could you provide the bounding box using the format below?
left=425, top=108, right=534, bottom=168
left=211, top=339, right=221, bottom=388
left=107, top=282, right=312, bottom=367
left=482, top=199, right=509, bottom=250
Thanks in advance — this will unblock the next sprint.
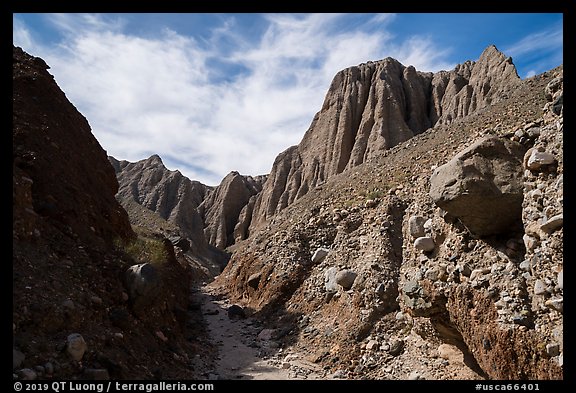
left=504, top=22, right=563, bottom=57
left=13, top=13, right=455, bottom=186
left=504, top=21, right=563, bottom=78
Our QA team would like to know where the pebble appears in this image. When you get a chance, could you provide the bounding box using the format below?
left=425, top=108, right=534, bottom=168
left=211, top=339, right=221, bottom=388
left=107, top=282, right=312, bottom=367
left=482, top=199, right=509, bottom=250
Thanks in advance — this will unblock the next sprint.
left=66, top=333, right=87, bottom=361
left=366, top=340, right=379, bottom=351
left=534, top=280, right=547, bottom=295
left=544, top=298, right=563, bottom=313
left=17, top=368, right=37, bottom=380
left=557, top=271, right=563, bottom=290
left=44, top=362, right=54, bottom=375
left=408, top=371, right=422, bottom=380
left=414, top=237, right=435, bottom=252
left=311, top=248, right=330, bottom=263
left=408, top=216, right=426, bottom=239
left=546, top=343, right=560, bottom=357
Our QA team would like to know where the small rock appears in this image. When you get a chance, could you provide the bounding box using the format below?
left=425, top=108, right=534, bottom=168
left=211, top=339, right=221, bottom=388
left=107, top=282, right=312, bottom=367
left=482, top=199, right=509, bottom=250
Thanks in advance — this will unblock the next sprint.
left=558, top=353, right=563, bottom=367
left=414, top=237, right=435, bottom=252
left=13, top=349, right=25, bottom=370
left=62, top=299, right=75, bottom=310
left=208, top=373, right=219, bottom=380
left=534, top=280, right=547, bottom=296
left=557, top=271, right=563, bottom=290
left=457, top=263, right=472, bottom=277
left=335, top=269, right=357, bottom=290
left=324, top=267, right=339, bottom=292
left=83, top=368, right=110, bottom=380
left=388, top=339, right=404, bottom=356
left=311, top=248, right=330, bottom=264
left=365, top=199, right=378, bottom=208
left=90, top=296, right=103, bottom=306
left=247, top=272, right=261, bottom=289
left=155, top=331, right=168, bottom=342
left=366, top=340, right=379, bottom=351
left=227, top=304, right=246, bottom=320
left=540, top=214, right=563, bottom=234
left=281, top=362, right=291, bottom=369
left=545, top=298, right=563, bottom=313
left=331, top=369, right=347, bottom=379
left=44, top=362, right=54, bottom=375
left=33, top=365, right=45, bottom=376
left=527, top=150, right=556, bottom=170
left=258, top=329, right=275, bottom=341
left=17, top=368, right=37, bottom=380
left=519, top=259, right=531, bottom=272
left=408, top=371, right=422, bottom=380
left=546, top=343, right=560, bottom=357
left=66, top=333, right=87, bottom=361
left=408, top=216, right=426, bottom=239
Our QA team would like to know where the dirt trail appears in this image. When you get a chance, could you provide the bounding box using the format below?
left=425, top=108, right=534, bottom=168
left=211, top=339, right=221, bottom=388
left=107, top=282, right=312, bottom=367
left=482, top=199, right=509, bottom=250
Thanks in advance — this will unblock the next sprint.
left=195, top=285, right=326, bottom=380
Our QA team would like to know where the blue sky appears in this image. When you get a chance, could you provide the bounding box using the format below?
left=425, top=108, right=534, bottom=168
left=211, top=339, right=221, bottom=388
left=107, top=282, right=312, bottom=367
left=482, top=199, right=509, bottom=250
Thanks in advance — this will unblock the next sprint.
left=13, top=13, right=563, bottom=186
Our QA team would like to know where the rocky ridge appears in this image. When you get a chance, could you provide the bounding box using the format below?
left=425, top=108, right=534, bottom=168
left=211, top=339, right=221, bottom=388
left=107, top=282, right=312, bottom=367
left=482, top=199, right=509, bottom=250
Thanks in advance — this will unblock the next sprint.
left=246, top=45, right=521, bottom=233
left=212, top=61, right=563, bottom=380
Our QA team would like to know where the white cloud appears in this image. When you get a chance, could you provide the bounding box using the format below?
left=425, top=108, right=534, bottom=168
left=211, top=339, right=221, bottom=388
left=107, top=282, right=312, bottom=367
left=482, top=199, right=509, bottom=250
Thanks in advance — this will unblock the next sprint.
left=504, top=22, right=563, bottom=58
left=13, top=18, right=35, bottom=52
left=390, top=36, right=455, bottom=72
left=13, top=13, right=455, bottom=186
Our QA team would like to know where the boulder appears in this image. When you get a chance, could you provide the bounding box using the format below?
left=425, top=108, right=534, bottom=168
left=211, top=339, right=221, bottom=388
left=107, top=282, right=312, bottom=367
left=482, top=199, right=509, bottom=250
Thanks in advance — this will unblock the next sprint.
left=125, top=263, right=162, bottom=315
left=335, top=269, right=357, bottom=290
left=429, top=137, right=525, bottom=236
left=66, top=333, right=87, bottom=361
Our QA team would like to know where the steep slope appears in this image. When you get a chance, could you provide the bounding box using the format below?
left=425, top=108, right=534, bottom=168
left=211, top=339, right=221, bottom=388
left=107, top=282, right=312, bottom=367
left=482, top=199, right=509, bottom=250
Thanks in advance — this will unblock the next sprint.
left=13, top=46, right=211, bottom=380
left=111, top=156, right=265, bottom=272
left=248, top=45, right=520, bottom=232
left=212, top=59, right=562, bottom=380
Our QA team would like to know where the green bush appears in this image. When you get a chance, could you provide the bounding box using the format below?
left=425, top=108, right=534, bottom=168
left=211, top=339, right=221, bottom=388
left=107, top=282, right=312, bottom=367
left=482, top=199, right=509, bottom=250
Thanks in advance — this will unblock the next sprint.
left=115, top=236, right=168, bottom=266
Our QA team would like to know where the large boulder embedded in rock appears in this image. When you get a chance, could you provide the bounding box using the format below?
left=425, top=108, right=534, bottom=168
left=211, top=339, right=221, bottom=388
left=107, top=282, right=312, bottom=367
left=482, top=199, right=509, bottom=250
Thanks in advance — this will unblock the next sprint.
left=429, top=137, right=525, bottom=236
left=125, top=263, right=162, bottom=315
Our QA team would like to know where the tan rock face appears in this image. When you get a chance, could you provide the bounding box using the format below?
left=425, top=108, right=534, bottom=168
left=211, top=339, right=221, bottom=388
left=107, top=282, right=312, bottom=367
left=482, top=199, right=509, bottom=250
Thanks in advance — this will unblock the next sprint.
left=199, top=171, right=266, bottom=249
left=249, top=45, right=521, bottom=233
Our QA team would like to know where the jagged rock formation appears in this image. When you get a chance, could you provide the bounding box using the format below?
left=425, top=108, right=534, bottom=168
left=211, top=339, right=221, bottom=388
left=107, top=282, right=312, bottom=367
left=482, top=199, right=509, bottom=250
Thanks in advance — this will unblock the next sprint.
left=13, top=46, right=207, bottom=380
left=248, top=45, right=520, bottom=232
left=199, top=172, right=266, bottom=249
left=109, top=155, right=209, bottom=250
left=212, top=62, right=562, bottom=380
left=111, top=156, right=265, bottom=267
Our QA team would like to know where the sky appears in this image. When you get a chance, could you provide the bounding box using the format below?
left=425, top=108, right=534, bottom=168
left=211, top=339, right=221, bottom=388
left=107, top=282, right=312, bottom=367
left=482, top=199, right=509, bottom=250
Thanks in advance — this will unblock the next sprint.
left=13, top=13, right=563, bottom=186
